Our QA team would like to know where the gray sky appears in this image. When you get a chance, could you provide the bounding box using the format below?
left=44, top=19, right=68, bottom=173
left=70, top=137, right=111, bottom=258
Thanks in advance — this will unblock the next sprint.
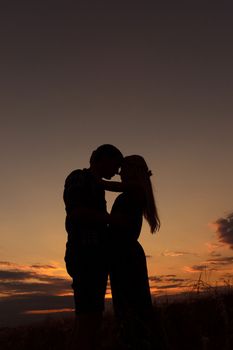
left=1, top=0, right=233, bottom=325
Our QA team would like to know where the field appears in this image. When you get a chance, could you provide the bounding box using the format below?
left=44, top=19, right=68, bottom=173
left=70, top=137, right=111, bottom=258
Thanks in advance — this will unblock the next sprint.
left=0, top=288, right=233, bottom=350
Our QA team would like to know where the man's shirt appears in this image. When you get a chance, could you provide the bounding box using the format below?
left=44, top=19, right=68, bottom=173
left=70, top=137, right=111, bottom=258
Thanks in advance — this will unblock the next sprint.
left=63, top=168, right=107, bottom=244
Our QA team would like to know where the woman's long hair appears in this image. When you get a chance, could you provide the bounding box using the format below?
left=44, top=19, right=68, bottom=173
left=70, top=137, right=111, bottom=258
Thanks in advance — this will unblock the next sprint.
left=123, top=155, right=160, bottom=233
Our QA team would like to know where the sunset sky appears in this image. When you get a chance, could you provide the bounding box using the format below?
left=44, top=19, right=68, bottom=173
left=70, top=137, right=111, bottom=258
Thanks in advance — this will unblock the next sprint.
left=1, top=1, right=233, bottom=326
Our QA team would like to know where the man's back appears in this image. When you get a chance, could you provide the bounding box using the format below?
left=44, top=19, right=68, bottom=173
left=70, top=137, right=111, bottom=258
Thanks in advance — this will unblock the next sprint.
left=64, top=168, right=107, bottom=221
left=64, top=168, right=108, bottom=275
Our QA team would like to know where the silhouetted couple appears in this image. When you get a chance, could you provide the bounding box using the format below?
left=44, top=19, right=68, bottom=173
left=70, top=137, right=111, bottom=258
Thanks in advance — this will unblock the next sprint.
left=63, top=144, right=161, bottom=350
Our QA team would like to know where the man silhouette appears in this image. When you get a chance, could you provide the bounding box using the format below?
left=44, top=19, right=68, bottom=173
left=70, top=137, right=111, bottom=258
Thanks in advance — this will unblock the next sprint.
left=63, top=144, right=123, bottom=350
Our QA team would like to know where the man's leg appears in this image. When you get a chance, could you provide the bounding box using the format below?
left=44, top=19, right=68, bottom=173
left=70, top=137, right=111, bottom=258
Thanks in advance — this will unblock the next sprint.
left=69, top=250, right=108, bottom=350
left=69, top=312, right=103, bottom=350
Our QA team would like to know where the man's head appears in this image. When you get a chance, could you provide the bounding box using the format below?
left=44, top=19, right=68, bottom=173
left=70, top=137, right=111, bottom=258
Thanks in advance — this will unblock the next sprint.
left=90, top=144, right=123, bottom=179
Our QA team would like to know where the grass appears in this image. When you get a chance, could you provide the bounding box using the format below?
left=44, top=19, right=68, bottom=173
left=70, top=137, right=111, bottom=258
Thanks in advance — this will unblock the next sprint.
left=0, top=284, right=233, bottom=350
left=159, top=290, right=233, bottom=349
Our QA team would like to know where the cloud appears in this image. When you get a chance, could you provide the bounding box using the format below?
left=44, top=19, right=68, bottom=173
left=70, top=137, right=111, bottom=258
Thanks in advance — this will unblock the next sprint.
left=219, top=273, right=233, bottom=281
left=184, top=256, right=233, bottom=273
left=0, top=261, right=77, bottom=326
left=161, top=250, right=195, bottom=257
left=205, top=242, right=224, bottom=252
left=0, top=270, right=35, bottom=280
left=0, top=261, right=17, bottom=267
left=213, top=212, right=233, bottom=249
left=206, top=256, right=233, bottom=267
left=149, top=274, right=186, bottom=283
left=30, top=264, right=56, bottom=269
left=0, top=261, right=73, bottom=297
left=0, top=260, right=117, bottom=326
left=209, top=251, right=222, bottom=257
left=149, top=276, right=163, bottom=283
left=155, top=283, right=186, bottom=290
left=149, top=274, right=191, bottom=292
left=184, top=265, right=209, bottom=273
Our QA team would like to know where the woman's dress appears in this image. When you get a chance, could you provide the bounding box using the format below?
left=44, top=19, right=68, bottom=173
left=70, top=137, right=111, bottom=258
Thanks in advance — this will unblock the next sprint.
left=109, top=191, right=154, bottom=348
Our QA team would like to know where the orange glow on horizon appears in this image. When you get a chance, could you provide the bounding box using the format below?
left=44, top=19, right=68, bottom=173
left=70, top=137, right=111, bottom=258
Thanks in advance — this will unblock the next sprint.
left=105, top=292, right=112, bottom=299
left=24, top=308, right=74, bottom=315
left=55, top=291, right=73, bottom=297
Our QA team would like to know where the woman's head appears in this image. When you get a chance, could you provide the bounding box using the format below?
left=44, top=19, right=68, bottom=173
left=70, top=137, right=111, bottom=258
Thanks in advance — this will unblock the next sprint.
left=120, top=155, right=160, bottom=234
left=120, top=155, right=152, bottom=184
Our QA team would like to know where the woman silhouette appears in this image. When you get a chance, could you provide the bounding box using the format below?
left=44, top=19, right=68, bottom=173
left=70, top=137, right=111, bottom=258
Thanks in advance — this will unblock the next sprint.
left=102, top=155, right=162, bottom=349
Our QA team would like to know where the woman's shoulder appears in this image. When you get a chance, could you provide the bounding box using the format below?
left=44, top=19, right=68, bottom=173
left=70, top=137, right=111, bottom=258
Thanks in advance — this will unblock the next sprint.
left=113, top=188, right=144, bottom=209
left=127, top=183, right=145, bottom=203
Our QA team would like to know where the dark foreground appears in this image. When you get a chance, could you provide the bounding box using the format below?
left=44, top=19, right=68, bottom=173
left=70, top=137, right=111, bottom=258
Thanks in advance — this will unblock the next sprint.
left=1, top=290, right=233, bottom=350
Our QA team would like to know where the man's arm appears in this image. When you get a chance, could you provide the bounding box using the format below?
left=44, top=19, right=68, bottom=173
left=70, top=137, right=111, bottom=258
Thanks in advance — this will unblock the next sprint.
left=101, top=180, right=125, bottom=192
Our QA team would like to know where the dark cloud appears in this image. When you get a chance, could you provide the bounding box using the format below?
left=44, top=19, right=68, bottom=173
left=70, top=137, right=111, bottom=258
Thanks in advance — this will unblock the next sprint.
left=186, top=256, right=233, bottom=273
left=30, top=264, right=56, bottom=269
left=149, top=275, right=186, bottom=283
left=0, top=263, right=73, bottom=326
left=0, top=261, right=72, bottom=298
left=185, top=265, right=209, bottom=273
left=0, top=261, right=116, bottom=326
left=149, top=276, right=162, bottom=283
left=0, top=270, right=34, bottom=280
left=214, top=212, right=233, bottom=249
left=149, top=274, right=191, bottom=291
left=206, top=256, right=233, bottom=267
left=164, top=277, right=186, bottom=283
left=156, top=284, right=184, bottom=290
left=1, top=278, right=71, bottom=296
